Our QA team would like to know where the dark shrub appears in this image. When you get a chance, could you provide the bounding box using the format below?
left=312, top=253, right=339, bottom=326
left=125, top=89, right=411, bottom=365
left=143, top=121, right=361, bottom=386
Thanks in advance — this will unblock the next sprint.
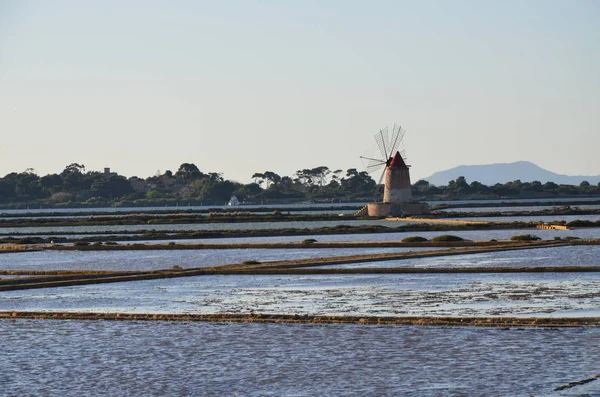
left=401, top=236, right=428, bottom=243
left=566, top=220, right=593, bottom=227
left=302, top=238, right=318, bottom=244
left=510, top=234, right=541, bottom=241
left=431, top=235, right=464, bottom=242
left=242, top=260, right=261, bottom=265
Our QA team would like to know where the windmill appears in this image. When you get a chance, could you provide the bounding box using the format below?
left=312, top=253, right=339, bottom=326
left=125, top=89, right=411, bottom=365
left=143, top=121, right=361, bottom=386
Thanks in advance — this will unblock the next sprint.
left=360, top=124, right=408, bottom=197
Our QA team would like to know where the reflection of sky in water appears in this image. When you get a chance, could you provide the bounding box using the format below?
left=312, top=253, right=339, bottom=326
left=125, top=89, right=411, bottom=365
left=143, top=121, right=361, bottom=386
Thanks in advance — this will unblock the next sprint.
left=2, top=226, right=600, bottom=243
left=318, top=245, right=600, bottom=269
left=3, top=245, right=598, bottom=272
left=0, top=219, right=405, bottom=234
left=2, top=272, right=600, bottom=318
left=0, top=247, right=438, bottom=271
left=2, top=320, right=599, bottom=396
left=439, top=204, right=600, bottom=212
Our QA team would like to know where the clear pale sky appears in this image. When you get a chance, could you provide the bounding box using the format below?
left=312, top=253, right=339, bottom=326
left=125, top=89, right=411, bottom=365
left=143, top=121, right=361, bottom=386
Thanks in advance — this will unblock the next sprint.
left=1, top=1, right=598, bottom=182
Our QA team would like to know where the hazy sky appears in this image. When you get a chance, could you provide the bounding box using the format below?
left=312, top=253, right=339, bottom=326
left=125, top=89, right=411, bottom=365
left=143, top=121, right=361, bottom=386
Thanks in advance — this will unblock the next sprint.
left=1, top=0, right=598, bottom=182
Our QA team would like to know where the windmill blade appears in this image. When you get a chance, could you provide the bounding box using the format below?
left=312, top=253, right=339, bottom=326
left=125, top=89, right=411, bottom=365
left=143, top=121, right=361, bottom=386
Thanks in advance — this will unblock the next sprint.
left=388, top=124, right=405, bottom=156
left=377, top=168, right=386, bottom=186
left=360, top=156, right=387, bottom=163
left=374, top=127, right=389, bottom=160
left=399, top=149, right=406, bottom=159
left=360, top=156, right=386, bottom=174
left=367, top=159, right=386, bottom=173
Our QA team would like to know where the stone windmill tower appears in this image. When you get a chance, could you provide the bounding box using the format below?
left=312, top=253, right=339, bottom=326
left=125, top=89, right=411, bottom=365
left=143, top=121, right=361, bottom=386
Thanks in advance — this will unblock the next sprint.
left=361, top=124, right=428, bottom=217
left=384, top=151, right=412, bottom=204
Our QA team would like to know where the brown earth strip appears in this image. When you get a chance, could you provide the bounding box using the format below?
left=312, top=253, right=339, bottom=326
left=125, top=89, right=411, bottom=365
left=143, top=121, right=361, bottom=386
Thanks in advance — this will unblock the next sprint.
left=1, top=311, right=599, bottom=327
left=45, top=240, right=540, bottom=251
left=214, top=241, right=572, bottom=271
left=0, top=240, right=591, bottom=291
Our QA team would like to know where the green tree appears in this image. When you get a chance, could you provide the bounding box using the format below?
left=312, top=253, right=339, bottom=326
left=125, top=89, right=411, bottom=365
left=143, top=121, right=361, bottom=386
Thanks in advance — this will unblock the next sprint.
left=175, top=163, right=203, bottom=185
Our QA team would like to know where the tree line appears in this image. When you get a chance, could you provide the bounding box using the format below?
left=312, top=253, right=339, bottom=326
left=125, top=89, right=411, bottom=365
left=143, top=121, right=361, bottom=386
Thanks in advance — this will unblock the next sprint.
left=0, top=163, right=598, bottom=207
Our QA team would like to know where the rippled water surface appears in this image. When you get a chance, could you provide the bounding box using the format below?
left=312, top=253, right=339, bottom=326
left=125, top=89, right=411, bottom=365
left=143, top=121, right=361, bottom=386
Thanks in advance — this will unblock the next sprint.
left=0, top=247, right=431, bottom=271
left=0, top=219, right=403, bottom=235
left=320, top=245, right=600, bottom=269
left=3, top=272, right=600, bottom=317
left=1, top=320, right=599, bottom=396
left=161, top=228, right=600, bottom=244
left=2, top=245, right=597, bottom=272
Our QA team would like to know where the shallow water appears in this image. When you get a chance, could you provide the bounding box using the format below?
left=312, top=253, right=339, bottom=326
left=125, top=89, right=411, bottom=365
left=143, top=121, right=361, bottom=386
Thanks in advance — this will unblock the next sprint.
left=168, top=228, right=600, bottom=244
left=3, top=226, right=599, bottom=244
left=1, top=320, right=598, bottom=396
left=0, top=247, right=431, bottom=272
left=439, top=204, right=600, bottom=213
left=458, top=214, right=600, bottom=223
left=1, top=214, right=599, bottom=236
left=0, top=219, right=403, bottom=235
left=318, top=245, right=600, bottom=269
left=3, top=272, right=599, bottom=318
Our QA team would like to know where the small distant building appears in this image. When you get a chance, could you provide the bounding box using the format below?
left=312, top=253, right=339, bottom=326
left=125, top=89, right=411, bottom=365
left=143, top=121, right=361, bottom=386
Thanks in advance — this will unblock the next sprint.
left=104, top=167, right=111, bottom=175
left=129, top=177, right=150, bottom=193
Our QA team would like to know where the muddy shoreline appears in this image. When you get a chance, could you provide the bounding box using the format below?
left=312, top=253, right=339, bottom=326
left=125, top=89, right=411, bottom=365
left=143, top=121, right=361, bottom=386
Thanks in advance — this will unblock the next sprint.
left=1, top=240, right=596, bottom=291
left=0, top=222, right=578, bottom=245
left=1, top=311, right=598, bottom=327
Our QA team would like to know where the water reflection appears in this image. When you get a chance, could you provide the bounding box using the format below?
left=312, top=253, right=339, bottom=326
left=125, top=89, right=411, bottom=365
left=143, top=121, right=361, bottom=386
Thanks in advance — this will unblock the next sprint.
left=2, top=320, right=598, bottom=396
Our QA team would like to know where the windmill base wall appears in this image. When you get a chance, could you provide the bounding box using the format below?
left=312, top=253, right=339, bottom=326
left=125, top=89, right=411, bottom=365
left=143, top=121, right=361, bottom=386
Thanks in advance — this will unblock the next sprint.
left=368, top=202, right=430, bottom=217
left=367, top=203, right=392, bottom=217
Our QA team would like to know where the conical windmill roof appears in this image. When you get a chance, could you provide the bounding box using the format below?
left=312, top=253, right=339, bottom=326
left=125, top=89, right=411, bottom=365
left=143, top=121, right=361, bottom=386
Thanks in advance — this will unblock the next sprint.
left=389, top=151, right=408, bottom=169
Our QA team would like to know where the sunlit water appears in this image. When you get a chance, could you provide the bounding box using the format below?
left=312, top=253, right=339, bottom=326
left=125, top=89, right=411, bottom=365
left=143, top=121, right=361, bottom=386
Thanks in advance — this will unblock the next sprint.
left=0, top=247, right=436, bottom=271
left=138, top=228, right=600, bottom=244
left=3, top=272, right=600, bottom=318
left=1, top=214, right=599, bottom=236
left=2, top=224, right=599, bottom=243
left=318, top=245, right=600, bottom=269
left=1, top=320, right=599, bottom=396
left=0, top=219, right=404, bottom=235
left=1, top=245, right=598, bottom=272
left=439, top=204, right=600, bottom=212
left=459, top=215, right=600, bottom=223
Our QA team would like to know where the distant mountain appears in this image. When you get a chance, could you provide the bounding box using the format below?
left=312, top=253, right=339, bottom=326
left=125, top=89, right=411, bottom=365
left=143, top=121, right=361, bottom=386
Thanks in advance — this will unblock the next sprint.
left=423, top=161, right=600, bottom=186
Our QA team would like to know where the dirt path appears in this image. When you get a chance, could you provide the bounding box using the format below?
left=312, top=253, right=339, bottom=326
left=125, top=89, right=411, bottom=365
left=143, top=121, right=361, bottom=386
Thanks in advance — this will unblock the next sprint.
left=1, top=311, right=598, bottom=327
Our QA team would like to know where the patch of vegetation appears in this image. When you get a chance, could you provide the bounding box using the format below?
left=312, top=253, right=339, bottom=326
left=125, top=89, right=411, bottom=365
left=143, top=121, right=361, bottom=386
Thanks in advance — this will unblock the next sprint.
left=13, top=237, right=44, bottom=245
left=563, top=236, right=581, bottom=240
left=510, top=234, right=541, bottom=241
left=302, top=238, right=318, bottom=244
left=242, top=260, right=261, bottom=265
left=104, top=241, right=118, bottom=245
left=401, top=236, right=428, bottom=243
left=566, top=220, right=599, bottom=227
left=431, top=235, right=464, bottom=242
left=73, top=241, right=90, bottom=247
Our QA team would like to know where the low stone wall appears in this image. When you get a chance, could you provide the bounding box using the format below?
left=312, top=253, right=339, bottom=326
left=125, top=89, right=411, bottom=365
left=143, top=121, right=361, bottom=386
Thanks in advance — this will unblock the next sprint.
left=367, top=202, right=391, bottom=217
left=367, top=202, right=429, bottom=217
